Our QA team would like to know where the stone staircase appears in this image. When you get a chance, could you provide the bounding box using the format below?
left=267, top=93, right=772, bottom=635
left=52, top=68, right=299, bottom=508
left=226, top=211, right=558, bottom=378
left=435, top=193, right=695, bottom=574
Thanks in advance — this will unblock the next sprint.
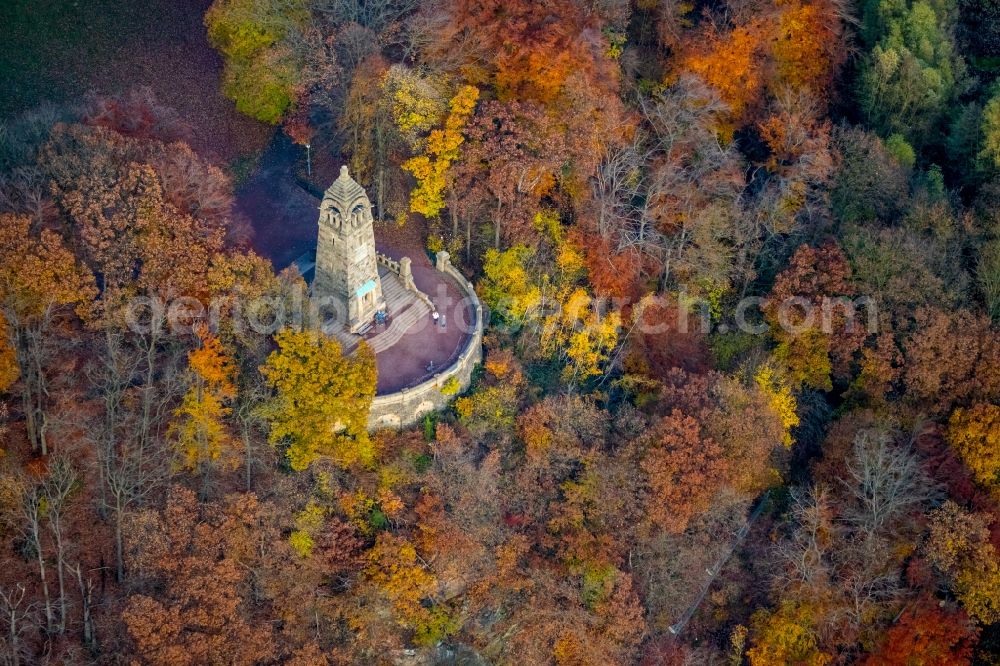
left=318, top=267, right=432, bottom=353
left=368, top=300, right=431, bottom=353
left=320, top=319, right=360, bottom=350
left=380, top=266, right=409, bottom=308
left=365, top=267, right=431, bottom=352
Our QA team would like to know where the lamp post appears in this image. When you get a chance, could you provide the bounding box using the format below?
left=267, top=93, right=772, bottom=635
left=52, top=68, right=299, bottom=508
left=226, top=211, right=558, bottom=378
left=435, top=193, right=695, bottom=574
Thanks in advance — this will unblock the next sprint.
left=305, top=143, right=312, bottom=178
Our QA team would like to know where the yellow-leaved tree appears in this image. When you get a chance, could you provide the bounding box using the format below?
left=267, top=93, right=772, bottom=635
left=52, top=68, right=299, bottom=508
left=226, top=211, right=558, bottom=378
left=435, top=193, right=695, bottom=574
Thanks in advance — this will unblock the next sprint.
left=927, top=501, right=1000, bottom=624
left=947, top=403, right=1000, bottom=493
left=365, top=533, right=455, bottom=646
left=257, top=329, right=377, bottom=471
left=477, top=244, right=542, bottom=324
left=169, top=325, right=239, bottom=491
left=402, top=85, right=480, bottom=219
left=746, top=600, right=832, bottom=666
left=385, top=66, right=448, bottom=140
left=540, top=287, right=621, bottom=385
left=204, top=0, right=308, bottom=123
left=754, top=364, right=799, bottom=447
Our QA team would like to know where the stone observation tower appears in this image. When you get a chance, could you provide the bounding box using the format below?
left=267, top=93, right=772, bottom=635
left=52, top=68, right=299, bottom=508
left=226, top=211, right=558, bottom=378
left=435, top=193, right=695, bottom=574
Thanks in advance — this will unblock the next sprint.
left=295, top=166, right=483, bottom=430
left=313, top=166, right=385, bottom=333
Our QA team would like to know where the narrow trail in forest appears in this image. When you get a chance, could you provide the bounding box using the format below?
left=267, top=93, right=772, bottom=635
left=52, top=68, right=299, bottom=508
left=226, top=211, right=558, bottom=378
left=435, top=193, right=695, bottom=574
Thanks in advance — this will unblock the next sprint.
left=668, top=491, right=772, bottom=637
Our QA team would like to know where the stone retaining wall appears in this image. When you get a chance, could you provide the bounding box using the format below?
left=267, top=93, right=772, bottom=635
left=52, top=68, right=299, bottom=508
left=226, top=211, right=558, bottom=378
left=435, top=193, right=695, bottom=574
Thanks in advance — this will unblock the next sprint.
left=368, top=252, right=483, bottom=430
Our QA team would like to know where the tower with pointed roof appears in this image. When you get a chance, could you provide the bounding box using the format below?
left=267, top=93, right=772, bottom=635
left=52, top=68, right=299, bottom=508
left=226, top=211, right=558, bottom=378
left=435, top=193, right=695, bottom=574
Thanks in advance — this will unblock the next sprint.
left=314, top=166, right=385, bottom=333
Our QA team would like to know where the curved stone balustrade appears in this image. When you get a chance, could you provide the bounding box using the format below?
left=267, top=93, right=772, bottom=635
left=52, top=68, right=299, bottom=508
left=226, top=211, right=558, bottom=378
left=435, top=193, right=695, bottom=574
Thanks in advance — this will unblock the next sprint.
left=377, top=251, right=435, bottom=312
left=368, top=251, right=484, bottom=430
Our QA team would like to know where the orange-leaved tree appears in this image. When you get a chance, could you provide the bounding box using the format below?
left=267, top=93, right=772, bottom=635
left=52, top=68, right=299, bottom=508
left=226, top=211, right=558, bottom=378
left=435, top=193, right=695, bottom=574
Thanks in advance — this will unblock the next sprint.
left=679, top=0, right=846, bottom=133
left=680, top=19, right=772, bottom=134
left=170, top=325, right=239, bottom=494
left=0, top=214, right=95, bottom=454
left=640, top=409, right=729, bottom=534
left=123, top=486, right=275, bottom=665
left=863, top=600, right=978, bottom=666
left=763, top=242, right=866, bottom=392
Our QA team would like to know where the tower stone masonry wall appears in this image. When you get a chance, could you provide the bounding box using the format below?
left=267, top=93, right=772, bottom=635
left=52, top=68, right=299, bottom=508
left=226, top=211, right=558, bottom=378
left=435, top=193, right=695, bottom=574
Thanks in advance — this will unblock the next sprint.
left=314, top=166, right=385, bottom=333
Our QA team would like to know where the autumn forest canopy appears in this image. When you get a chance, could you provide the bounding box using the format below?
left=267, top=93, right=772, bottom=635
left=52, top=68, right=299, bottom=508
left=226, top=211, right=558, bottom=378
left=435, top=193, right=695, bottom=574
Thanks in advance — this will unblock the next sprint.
left=2, top=0, right=1000, bottom=662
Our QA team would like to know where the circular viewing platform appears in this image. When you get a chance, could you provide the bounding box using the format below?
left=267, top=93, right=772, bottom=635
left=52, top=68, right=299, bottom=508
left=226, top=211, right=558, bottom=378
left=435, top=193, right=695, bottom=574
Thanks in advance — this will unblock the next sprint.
left=291, top=248, right=483, bottom=429
left=237, top=153, right=482, bottom=428
left=294, top=247, right=480, bottom=395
